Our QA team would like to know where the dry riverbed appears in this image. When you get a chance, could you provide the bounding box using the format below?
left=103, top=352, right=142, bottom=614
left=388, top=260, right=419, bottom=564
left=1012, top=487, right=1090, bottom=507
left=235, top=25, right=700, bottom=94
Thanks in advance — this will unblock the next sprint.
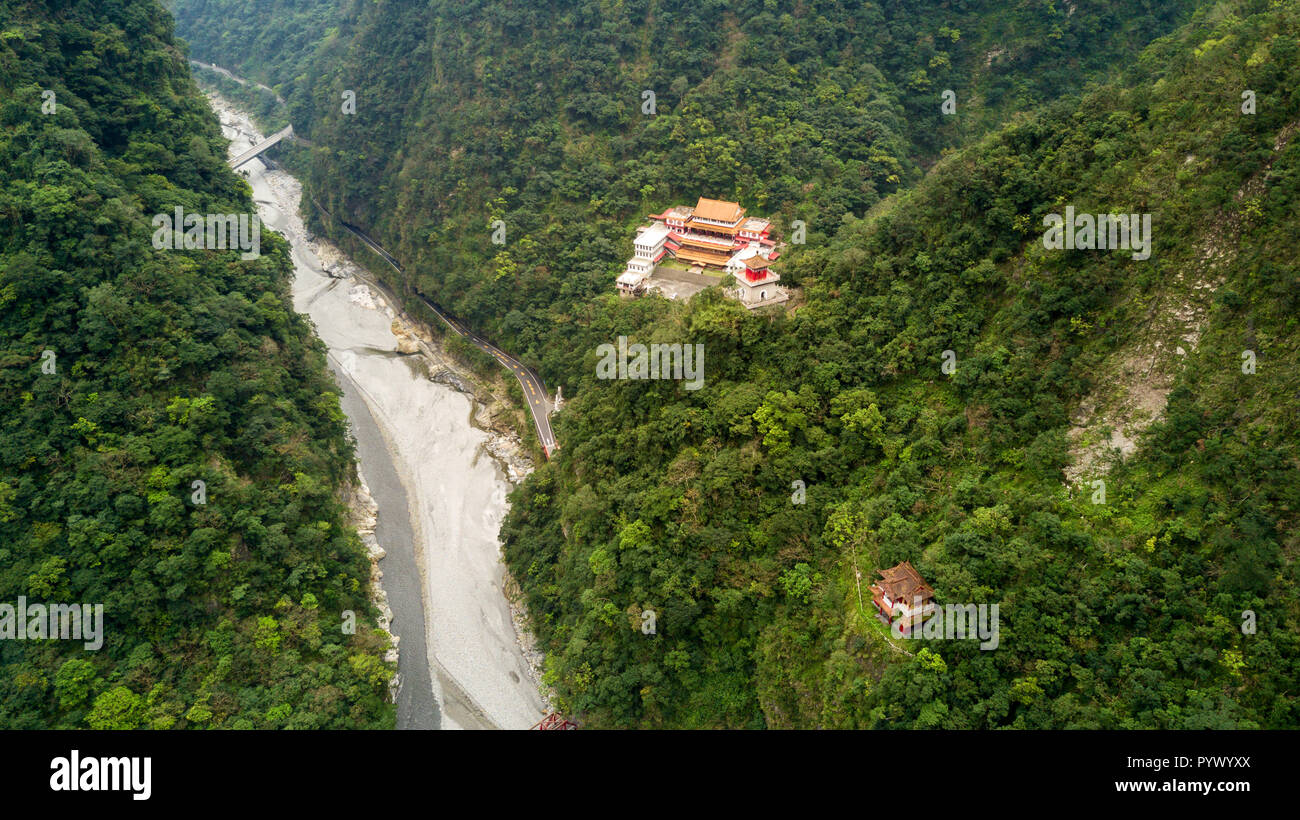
left=209, top=91, right=548, bottom=729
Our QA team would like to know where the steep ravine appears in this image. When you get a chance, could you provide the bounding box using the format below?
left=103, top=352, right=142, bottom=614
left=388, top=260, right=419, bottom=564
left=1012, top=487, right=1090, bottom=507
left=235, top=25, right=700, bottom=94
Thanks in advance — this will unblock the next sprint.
left=208, top=92, right=547, bottom=729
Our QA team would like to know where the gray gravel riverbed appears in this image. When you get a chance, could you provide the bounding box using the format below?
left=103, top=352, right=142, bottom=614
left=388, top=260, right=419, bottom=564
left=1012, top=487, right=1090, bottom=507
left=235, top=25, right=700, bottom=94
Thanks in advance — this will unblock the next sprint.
left=210, top=92, right=547, bottom=729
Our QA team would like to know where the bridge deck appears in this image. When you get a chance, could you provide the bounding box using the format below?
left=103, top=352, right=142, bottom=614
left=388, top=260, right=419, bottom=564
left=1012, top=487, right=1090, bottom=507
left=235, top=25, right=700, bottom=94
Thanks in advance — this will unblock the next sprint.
left=228, top=125, right=294, bottom=169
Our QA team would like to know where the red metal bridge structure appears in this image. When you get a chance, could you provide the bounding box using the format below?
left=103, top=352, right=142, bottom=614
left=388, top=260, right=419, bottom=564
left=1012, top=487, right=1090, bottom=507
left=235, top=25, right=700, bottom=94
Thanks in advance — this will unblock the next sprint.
left=532, top=713, right=578, bottom=730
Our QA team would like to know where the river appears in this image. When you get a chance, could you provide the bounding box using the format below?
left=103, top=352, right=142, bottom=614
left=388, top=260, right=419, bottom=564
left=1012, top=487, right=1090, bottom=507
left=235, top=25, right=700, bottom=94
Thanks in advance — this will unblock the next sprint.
left=207, top=93, right=547, bottom=730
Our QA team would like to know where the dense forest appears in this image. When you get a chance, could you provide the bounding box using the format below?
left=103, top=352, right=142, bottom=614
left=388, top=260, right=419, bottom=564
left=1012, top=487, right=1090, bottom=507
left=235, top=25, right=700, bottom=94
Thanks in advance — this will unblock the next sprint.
left=172, top=0, right=1300, bottom=727
left=172, top=0, right=1202, bottom=373
left=0, top=0, right=394, bottom=728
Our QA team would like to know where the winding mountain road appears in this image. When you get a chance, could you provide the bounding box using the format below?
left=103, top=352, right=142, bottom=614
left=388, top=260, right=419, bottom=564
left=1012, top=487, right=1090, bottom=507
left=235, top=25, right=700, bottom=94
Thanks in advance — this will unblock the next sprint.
left=325, top=212, right=558, bottom=457
left=208, top=77, right=557, bottom=458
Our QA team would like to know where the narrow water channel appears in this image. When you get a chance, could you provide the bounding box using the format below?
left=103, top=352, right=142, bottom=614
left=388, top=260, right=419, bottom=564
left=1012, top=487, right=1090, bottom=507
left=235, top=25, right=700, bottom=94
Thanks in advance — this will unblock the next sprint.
left=209, top=93, right=547, bottom=730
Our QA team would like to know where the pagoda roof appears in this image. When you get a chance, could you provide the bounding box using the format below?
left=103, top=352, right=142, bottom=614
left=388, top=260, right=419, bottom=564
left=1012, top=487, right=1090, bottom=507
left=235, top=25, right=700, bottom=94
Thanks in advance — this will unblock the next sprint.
left=875, top=561, right=934, bottom=602
left=693, top=197, right=744, bottom=223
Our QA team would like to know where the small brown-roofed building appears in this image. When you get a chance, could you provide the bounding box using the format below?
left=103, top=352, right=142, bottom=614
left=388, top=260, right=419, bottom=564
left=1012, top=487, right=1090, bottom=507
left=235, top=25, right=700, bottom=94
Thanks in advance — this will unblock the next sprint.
left=870, top=561, right=936, bottom=635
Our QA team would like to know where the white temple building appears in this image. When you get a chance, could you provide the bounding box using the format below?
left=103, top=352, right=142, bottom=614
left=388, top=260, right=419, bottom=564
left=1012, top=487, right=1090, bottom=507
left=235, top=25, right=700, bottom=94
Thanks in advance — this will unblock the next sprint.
left=617, top=223, right=672, bottom=297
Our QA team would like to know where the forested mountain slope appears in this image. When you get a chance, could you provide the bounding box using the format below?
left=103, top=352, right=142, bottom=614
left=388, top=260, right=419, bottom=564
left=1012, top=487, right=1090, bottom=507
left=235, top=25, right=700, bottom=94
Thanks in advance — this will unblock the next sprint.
left=171, top=0, right=1199, bottom=374
left=499, top=0, right=1300, bottom=727
left=0, top=0, right=393, bottom=728
left=168, top=0, right=1300, bottom=728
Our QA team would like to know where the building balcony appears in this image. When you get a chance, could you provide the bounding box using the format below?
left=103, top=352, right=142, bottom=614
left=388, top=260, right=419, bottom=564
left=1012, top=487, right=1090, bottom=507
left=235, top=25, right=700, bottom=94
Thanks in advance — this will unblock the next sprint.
left=677, top=247, right=735, bottom=262
left=675, top=232, right=735, bottom=249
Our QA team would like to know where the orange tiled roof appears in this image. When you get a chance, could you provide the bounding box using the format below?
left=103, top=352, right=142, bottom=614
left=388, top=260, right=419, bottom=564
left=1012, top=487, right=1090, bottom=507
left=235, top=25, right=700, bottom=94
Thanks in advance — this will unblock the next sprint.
left=693, top=197, right=744, bottom=223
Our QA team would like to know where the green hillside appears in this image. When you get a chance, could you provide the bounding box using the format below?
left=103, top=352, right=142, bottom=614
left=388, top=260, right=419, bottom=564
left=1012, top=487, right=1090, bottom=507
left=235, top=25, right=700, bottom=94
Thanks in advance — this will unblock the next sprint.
left=171, top=0, right=1200, bottom=364
left=0, top=0, right=393, bottom=728
left=504, top=0, right=1300, bottom=727
left=165, top=0, right=1300, bottom=728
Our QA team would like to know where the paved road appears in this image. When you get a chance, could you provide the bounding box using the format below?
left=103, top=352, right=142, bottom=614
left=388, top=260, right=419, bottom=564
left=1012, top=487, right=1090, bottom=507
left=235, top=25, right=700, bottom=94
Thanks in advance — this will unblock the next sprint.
left=325, top=211, right=558, bottom=456
left=191, top=59, right=286, bottom=104
left=435, top=313, right=556, bottom=455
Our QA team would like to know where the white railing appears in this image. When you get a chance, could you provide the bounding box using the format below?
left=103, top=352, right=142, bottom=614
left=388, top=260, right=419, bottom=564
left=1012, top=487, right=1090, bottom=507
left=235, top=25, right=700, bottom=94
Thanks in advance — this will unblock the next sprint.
left=675, top=232, right=735, bottom=248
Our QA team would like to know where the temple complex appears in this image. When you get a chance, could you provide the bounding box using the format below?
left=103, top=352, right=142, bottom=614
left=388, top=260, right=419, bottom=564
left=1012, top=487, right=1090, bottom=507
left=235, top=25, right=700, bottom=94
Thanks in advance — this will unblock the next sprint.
left=619, top=197, right=790, bottom=308
left=648, top=197, right=775, bottom=269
